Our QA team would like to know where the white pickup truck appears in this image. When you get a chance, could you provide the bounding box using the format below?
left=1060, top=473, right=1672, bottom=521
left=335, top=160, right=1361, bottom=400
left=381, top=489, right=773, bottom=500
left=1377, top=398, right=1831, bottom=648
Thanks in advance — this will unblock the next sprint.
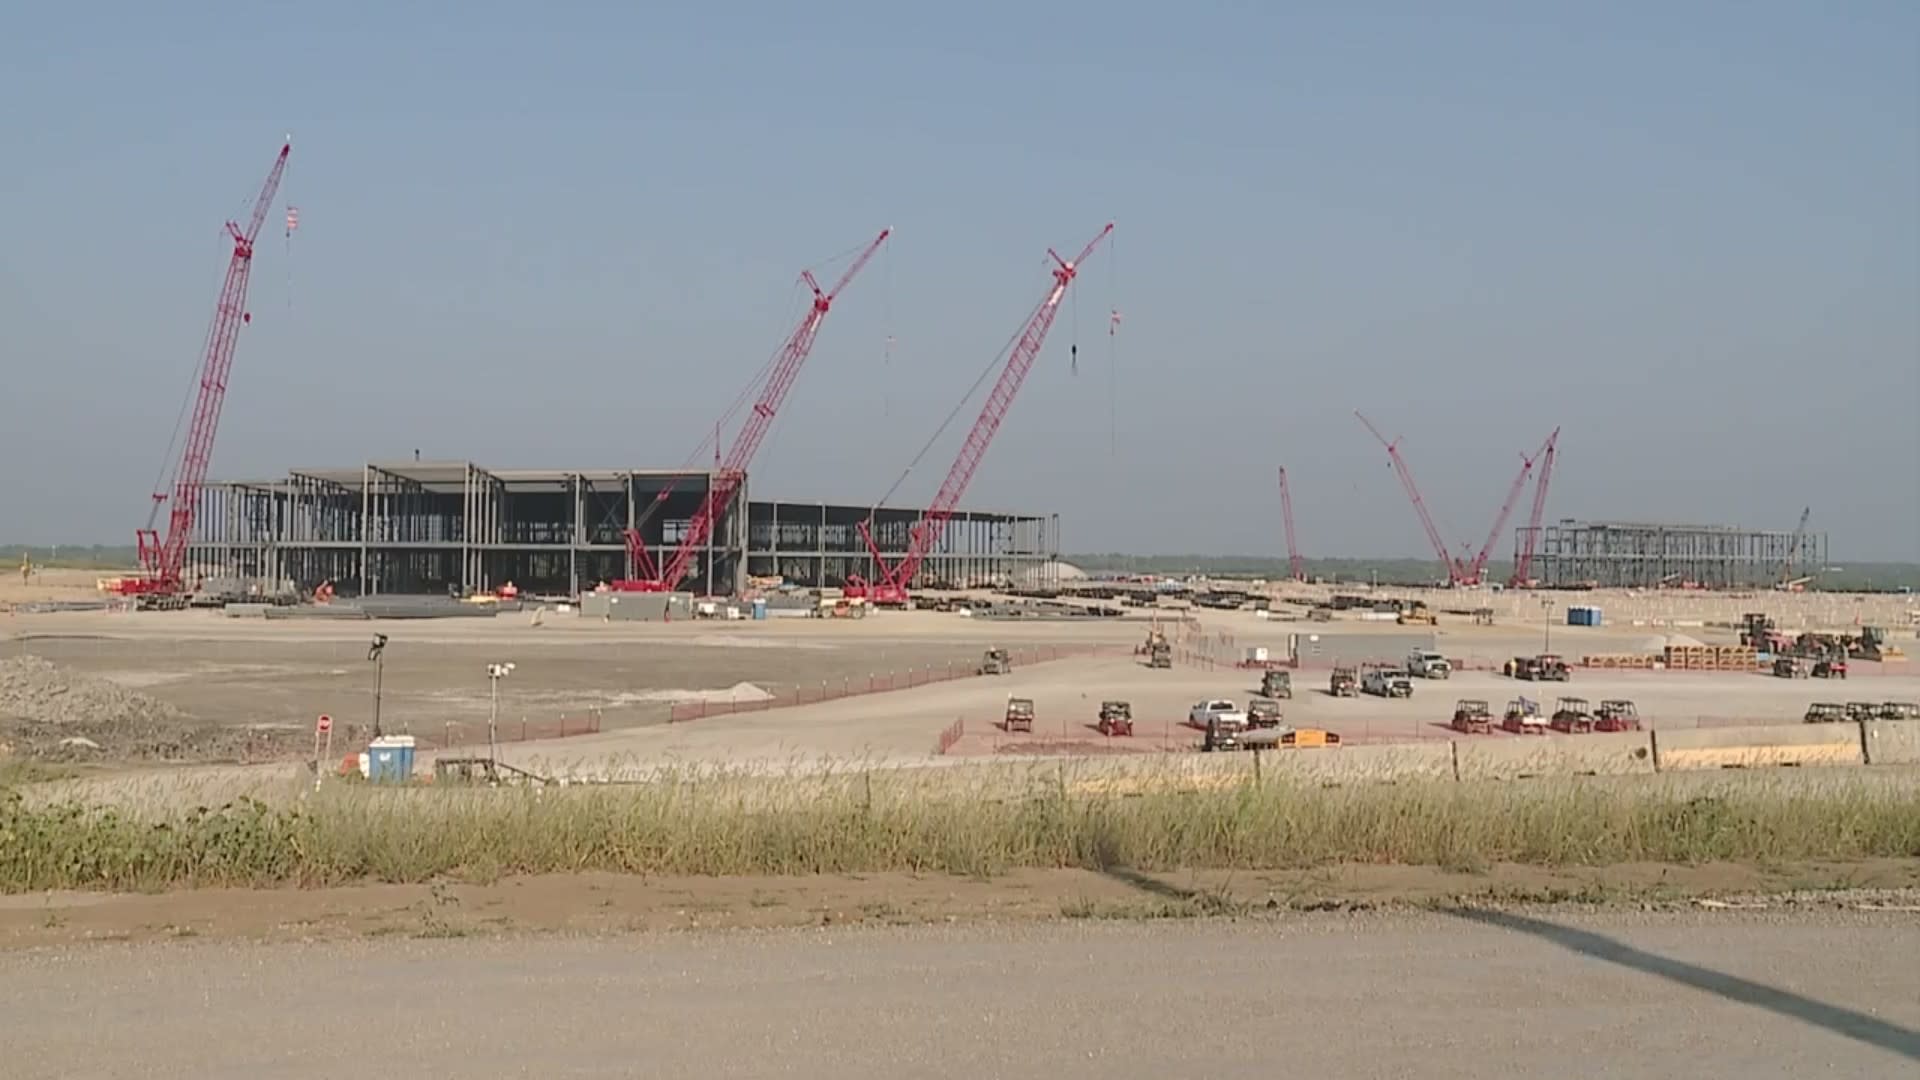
left=1189, top=698, right=1247, bottom=731
left=1406, top=649, right=1452, bottom=679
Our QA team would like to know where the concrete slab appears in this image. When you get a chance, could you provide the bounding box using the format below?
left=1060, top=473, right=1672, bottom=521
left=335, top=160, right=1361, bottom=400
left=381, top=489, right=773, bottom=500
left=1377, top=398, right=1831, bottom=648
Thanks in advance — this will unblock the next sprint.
left=1453, top=732, right=1655, bottom=781
left=1652, top=724, right=1865, bottom=771
left=1861, top=720, right=1920, bottom=766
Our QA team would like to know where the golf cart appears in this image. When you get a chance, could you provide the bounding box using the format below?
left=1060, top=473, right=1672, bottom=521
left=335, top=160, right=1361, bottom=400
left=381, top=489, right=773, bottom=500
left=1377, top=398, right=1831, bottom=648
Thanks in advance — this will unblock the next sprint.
left=1097, top=700, right=1133, bottom=737
left=1261, top=669, right=1293, bottom=699
left=1594, top=699, right=1642, bottom=732
left=1503, top=697, right=1549, bottom=735
left=1451, top=698, right=1493, bottom=734
left=1550, top=697, right=1595, bottom=733
left=1004, top=696, right=1034, bottom=733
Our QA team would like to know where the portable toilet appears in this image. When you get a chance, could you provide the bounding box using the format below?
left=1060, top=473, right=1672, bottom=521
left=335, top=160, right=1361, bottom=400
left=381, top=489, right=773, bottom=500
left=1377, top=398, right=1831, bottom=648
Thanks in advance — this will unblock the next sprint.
left=366, top=735, right=416, bottom=784
left=751, top=598, right=768, bottom=620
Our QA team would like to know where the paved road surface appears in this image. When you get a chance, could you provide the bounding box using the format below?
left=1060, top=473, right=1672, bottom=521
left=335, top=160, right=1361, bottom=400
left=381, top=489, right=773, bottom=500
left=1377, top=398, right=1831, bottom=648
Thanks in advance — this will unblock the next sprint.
left=3, top=910, right=1916, bottom=1078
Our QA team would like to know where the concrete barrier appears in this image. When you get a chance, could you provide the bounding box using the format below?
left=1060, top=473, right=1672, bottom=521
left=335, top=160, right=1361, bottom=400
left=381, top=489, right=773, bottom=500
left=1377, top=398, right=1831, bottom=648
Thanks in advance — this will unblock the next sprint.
left=1651, top=724, right=1865, bottom=771
left=1453, top=732, right=1655, bottom=782
left=1259, top=741, right=1457, bottom=785
left=1861, top=720, right=1920, bottom=766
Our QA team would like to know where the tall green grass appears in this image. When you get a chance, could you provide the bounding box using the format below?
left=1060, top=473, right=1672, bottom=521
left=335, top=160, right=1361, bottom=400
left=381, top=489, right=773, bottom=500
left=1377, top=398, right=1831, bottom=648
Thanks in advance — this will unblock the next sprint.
left=4, top=764, right=1917, bottom=893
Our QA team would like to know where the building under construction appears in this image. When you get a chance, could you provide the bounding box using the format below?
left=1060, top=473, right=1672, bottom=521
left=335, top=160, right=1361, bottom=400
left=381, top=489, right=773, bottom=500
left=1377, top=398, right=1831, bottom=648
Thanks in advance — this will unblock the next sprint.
left=1515, top=519, right=1826, bottom=589
left=186, top=460, right=1059, bottom=597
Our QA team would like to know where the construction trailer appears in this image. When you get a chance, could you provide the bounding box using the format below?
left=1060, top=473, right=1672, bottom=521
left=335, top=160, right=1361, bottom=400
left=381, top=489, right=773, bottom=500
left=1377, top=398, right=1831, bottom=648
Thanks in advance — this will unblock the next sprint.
left=1513, top=520, right=1827, bottom=590
left=189, top=461, right=1057, bottom=598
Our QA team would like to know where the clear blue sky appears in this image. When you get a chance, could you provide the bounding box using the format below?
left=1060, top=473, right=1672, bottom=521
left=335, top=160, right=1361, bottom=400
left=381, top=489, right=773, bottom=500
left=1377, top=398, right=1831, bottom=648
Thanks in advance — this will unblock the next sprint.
left=3, top=2, right=1915, bottom=560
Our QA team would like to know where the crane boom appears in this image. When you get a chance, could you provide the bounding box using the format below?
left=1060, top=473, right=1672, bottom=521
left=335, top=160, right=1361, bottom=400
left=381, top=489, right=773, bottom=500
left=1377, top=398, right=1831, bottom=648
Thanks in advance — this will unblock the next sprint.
left=1355, top=411, right=1466, bottom=585
left=1464, top=428, right=1557, bottom=585
left=623, top=228, right=890, bottom=592
left=1780, top=505, right=1811, bottom=584
left=126, top=138, right=291, bottom=596
left=1510, top=429, right=1559, bottom=586
left=1278, top=466, right=1303, bottom=582
left=866, top=224, right=1113, bottom=601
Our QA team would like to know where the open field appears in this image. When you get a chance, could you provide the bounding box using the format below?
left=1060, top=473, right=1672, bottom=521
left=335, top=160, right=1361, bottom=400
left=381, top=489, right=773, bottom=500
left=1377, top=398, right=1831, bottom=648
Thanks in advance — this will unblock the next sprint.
left=2, top=911, right=1916, bottom=1079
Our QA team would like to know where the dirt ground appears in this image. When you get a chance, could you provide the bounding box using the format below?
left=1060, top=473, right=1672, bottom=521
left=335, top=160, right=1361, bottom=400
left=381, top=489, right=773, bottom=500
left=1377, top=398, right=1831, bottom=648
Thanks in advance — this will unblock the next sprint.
left=3, top=579, right=1917, bottom=773
left=4, top=858, right=1917, bottom=949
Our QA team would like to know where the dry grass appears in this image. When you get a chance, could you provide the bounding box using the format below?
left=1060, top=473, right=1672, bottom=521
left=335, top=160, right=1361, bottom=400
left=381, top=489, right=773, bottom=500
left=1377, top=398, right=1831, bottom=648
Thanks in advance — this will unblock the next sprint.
left=3, top=760, right=1918, bottom=893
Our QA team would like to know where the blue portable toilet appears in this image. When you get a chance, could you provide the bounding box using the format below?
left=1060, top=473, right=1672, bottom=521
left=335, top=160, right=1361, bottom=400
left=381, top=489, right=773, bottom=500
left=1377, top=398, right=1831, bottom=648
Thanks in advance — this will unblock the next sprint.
left=367, top=735, right=416, bottom=784
left=751, top=598, right=768, bottom=620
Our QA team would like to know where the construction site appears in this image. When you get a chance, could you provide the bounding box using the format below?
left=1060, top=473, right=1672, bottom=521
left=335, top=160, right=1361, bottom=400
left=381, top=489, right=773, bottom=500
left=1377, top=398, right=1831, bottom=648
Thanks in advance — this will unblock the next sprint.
left=187, top=463, right=1058, bottom=598
left=1, top=134, right=1910, bottom=785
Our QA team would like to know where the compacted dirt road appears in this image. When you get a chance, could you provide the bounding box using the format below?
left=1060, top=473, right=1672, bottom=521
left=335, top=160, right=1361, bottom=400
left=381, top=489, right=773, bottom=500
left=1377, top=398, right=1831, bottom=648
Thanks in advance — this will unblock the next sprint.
left=2, top=910, right=1914, bottom=1079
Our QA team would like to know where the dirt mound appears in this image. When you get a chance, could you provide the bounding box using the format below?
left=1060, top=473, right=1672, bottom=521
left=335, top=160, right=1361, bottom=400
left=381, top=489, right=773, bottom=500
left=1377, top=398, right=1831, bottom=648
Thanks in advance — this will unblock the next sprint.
left=0, top=655, right=311, bottom=764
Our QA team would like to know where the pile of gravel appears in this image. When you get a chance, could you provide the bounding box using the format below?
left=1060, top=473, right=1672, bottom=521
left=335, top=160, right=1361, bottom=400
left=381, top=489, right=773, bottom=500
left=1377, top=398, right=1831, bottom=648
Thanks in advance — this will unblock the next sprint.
left=0, top=655, right=188, bottom=730
left=0, top=654, right=308, bottom=763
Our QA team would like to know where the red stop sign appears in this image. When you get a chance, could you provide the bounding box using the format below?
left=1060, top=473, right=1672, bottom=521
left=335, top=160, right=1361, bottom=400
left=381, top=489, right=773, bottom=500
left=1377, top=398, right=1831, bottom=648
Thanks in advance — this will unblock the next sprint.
left=316, top=714, right=333, bottom=735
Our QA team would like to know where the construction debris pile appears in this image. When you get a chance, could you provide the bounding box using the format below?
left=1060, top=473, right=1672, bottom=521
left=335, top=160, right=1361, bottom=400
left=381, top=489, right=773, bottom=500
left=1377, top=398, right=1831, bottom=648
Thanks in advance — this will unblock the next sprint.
left=0, top=655, right=309, bottom=763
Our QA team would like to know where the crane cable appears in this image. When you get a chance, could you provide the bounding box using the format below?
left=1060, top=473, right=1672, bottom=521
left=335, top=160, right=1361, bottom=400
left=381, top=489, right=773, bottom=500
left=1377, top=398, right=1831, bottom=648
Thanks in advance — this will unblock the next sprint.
left=868, top=291, right=1048, bottom=515
left=1107, top=229, right=1119, bottom=457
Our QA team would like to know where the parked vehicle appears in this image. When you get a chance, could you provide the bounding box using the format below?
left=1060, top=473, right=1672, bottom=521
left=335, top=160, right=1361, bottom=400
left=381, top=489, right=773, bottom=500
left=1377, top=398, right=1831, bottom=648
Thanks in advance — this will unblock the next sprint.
left=1097, top=700, right=1133, bottom=737
left=1845, top=702, right=1880, bottom=723
left=1246, top=697, right=1284, bottom=729
left=1772, top=656, right=1808, bottom=679
left=1189, top=698, right=1247, bottom=731
left=1397, top=601, right=1437, bottom=626
left=1406, top=649, right=1452, bottom=679
left=1362, top=667, right=1414, bottom=698
left=1875, top=701, right=1920, bottom=720
left=1451, top=698, right=1492, bottom=734
left=1503, top=697, right=1549, bottom=734
left=1203, top=722, right=1342, bottom=752
left=1149, top=643, right=1173, bottom=669
left=1812, top=657, right=1848, bottom=680
left=1507, top=654, right=1571, bottom=681
left=1593, top=699, right=1641, bottom=732
left=1550, top=696, right=1595, bottom=733
left=1004, top=697, right=1035, bottom=732
left=1261, top=669, right=1293, bottom=699
left=1329, top=666, right=1359, bottom=697
left=979, top=648, right=1011, bottom=676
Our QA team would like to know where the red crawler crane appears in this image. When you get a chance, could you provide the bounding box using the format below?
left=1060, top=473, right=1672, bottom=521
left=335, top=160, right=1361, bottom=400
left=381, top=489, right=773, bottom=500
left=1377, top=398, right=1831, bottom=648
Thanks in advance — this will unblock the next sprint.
left=1509, top=429, right=1559, bottom=587
left=1460, top=427, right=1558, bottom=586
left=119, top=139, right=291, bottom=599
left=854, top=224, right=1113, bottom=606
left=614, top=228, right=891, bottom=592
left=1355, top=411, right=1470, bottom=586
left=1278, top=466, right=1304, bottom=582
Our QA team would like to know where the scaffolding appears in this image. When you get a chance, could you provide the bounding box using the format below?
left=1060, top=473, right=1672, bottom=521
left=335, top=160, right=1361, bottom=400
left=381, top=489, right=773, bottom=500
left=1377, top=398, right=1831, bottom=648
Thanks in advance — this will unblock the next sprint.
left=191, top=461, right=1057, bottom=597
left=1514, top=519, right=1827, bottom=589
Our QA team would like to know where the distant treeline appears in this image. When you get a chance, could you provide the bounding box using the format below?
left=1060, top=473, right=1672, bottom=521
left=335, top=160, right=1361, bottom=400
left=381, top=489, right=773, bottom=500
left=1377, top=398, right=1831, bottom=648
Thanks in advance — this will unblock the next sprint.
left=8, top=545, right=141, bottom=571
left=1065, top=553, right=1920, bottom=593
left=10, top=543, right=1916, bottom=592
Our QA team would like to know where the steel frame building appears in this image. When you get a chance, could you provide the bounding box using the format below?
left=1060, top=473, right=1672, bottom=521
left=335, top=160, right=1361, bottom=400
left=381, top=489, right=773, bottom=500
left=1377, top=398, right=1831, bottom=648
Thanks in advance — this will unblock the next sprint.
left=186, top=461, right=1058, bottom=597
left=1515, top=519, right=1827, bottom=589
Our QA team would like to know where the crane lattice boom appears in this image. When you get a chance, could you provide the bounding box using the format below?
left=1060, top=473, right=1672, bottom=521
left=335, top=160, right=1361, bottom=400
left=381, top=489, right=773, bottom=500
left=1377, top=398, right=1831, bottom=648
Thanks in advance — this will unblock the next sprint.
left=1355, top=411, right=1468, bottom=585
left=125, top=139, right=291, bottom=596
left=1464, top=428, right=1557, bottom=586
left=617, top=228, right=890, bottom=592
left=1278, top=466, right=1303, bottom=582
left=1510, top=429, right=1560, bottom=586
left=863, top=224, right=1112, bottom=601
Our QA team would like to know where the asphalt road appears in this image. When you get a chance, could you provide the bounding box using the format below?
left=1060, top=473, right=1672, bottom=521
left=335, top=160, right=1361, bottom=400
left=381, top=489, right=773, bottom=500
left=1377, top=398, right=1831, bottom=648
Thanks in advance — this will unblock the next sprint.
left=3, top=910, right=1916, bottom=1079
